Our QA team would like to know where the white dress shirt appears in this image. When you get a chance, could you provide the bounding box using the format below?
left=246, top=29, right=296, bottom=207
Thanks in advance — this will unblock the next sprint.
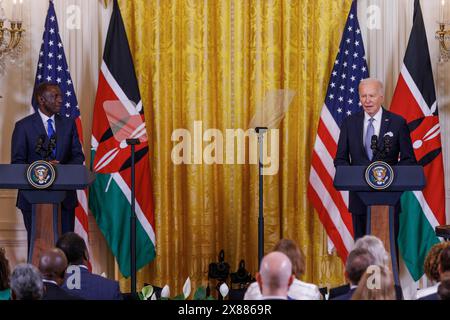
left=38, top=108, right=56, bottom=134
left=363, top=107, right=382, bottom=146
left=244, top=278, right=322, bottom=300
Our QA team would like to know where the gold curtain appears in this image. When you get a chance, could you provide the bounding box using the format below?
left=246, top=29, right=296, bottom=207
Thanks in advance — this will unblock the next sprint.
left=117, top=0, right=352, bottom=295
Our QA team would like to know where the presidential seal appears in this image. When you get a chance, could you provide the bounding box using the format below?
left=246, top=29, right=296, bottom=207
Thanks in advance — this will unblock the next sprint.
left=26, top=160, right=56, bottom=189
left=365, top=161, right=394, bottom=190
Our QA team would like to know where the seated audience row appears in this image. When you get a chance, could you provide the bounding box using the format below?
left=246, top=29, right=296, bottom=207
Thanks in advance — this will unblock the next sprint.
left=0, top=232, right=122, bottom=300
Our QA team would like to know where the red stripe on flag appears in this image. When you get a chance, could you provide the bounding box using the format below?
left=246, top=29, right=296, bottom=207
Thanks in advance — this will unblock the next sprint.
left=74, top=116, right=89, bottom=244
left=390, top=74, right=424, bottom=122
left=307, top=183, right=349, bottom=262
left=422, top=154, right=446, bottom=225
left=311, top=151, right=353, bottom=233
left=317, top=119, right=338, bottom=158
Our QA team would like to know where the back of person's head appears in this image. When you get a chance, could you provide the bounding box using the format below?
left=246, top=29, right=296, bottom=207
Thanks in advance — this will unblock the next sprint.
left=345, top=248, right=375, bottom=286
left=439, top=246, right=450, bottom=274
left=38, top=248, right=68, bottom=285
left=351, top=265, right=395, bottom=300
left=424, top=242, right=450, bottom=282
left=10, top=264, right=43, bottom=300
left=0, top=247, right=10, bottom=291
left=56, top=232, right=88, bottom=265
left=273, top=239, right=305, bottom=278
left=257, top=252, right=293, bottom=297
left=438, top=271, right=450, bottom=300
left=353, top=236, right=388, bottom=266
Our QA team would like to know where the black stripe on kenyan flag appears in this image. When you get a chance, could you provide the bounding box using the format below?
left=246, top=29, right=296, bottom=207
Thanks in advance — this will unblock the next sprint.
left=403, top=0, right=436, bottom=113
left=103, top=0, right=141, bottom=109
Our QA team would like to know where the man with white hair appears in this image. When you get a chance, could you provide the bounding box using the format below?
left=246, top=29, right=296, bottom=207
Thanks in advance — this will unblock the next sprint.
left=256, top=252, right=294, bottom=300
left=334, top=78, right=416, bottom=239
left=10, top=263, right=43, bottom=300
left=354, top=235, right=389, bottom=266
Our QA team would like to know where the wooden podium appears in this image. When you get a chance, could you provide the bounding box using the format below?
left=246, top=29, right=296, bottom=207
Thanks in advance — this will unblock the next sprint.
left=0, top=164, right=94, bottom=265
left=334, top=165, right=425, bottom=286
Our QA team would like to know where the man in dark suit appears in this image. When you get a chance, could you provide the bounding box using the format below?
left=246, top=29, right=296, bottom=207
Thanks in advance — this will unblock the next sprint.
left=331, top=248, right=375, bottom=300
left=38, top=248, right=80, bottom=300
left=56, top=232, right=123, bottom=300
left=11, top=82, right=85, bottom=251
left=334, top=78, right=416, bottom=240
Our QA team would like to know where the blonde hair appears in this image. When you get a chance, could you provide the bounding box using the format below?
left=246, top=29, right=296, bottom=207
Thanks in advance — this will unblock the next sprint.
left=351, top=265, right=395, bottom=300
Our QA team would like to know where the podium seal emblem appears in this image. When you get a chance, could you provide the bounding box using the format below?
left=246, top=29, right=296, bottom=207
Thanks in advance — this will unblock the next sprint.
left=365, top=161, right=394, bottom=190
left=26, top=160, right=56, bottom=189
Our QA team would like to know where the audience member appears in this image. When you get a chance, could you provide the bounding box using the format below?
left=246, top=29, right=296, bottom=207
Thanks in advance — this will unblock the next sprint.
left=331, top=248, right=375, bottom=300
left=352, top=265, right=395, bottom=300
left=10, top=263, right=43, bottom=300
left=38, top=248, right=80, bottom=300
left=437, top=271, right=450, bottom=300
left=256, top=252, right=294, bottom=300
left=353, top=235, right=389, bottom=266
left=244, top=239, right=321, bottom=300
left=419, top=245, right=450, bottom=300
left=330, top=235, right=402, bottom=300
left=0, top=247, right=11, bottom=300
left=56, top=232, right=122, bottom=300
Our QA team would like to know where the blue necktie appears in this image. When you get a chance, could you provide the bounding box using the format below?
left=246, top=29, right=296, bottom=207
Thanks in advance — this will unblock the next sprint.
left=47, top=118, right=56, bottom=158
left=365, top=118, right=375, bottom=161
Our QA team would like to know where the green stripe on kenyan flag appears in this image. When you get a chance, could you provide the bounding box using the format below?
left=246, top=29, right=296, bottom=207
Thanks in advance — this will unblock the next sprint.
left=89, top=151, right=156, bottom=277
left=398, top=191, right=440, bottom=280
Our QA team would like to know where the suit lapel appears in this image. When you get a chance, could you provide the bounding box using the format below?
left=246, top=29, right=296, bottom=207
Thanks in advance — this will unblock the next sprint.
left=32, top=111, right=47, bottom=139
left=55, top=115, right=64, bottom=160
left=378, top=108, right=390, bottom=150
left=356, top=112, right=366, bottom=159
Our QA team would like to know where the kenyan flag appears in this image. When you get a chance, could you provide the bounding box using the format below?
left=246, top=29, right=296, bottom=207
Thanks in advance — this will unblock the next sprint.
left=89, top=0, right=156, bottom=277
left=390, top=0, right=445, bottom=280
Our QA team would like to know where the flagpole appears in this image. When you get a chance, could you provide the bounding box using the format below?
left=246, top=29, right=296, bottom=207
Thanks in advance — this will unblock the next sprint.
left=255, top=127, right=267, bottom=267
left=127, top=138, right=140, bottom=295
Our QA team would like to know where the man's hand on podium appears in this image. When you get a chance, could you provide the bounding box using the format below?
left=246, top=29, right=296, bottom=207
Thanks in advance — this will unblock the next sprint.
left=49, top=160, right=59, bottom=165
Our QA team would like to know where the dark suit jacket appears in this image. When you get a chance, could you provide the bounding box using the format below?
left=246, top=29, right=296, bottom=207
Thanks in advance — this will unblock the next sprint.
left=11, top=112, right=85, bottom=211
left=331, top=287, right=356, bottom=300
left=330, top=284, right=404, bottom=300
left=42, top=282, right=81, bottom=300
left=62, top=267, right=123, bottom=300
left=334, top=108, right=416, bottom=214
left=419, top=292, right=440, bottom=300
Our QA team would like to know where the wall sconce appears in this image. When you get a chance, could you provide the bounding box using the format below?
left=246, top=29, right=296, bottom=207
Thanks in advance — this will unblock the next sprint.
left=436, top=0, right=450, bottom=62
left=0, top=0, right=26, bottom=74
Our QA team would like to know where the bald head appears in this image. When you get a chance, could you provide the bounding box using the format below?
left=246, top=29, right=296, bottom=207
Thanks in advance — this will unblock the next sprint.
left=257, top=252, right=293, bottom=298
left=38, top=248, right=68, bottom=285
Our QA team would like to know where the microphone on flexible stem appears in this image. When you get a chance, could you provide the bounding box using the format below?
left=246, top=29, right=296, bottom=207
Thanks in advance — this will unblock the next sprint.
left=383, top=135, right=392, bottom=154
left=35, top=134, right=46, bottom=156
left=370, top=134, right=378, bottom=151
left=47, top=135, right=57, bottom=160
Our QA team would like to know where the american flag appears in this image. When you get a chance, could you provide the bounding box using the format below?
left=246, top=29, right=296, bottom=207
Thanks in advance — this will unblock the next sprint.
left=31, top=1, right=89, bottom=246
left=307, top=0, right=369, bottom=261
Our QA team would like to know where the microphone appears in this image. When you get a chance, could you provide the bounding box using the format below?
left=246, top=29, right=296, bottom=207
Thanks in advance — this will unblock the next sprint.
left=47, top=134, right=57, bottom=159
left=370, top=135, right=378, bottom=152
left=35, top=134, right=46, bottom=155
left=383, top=135, right=392, bottom=154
